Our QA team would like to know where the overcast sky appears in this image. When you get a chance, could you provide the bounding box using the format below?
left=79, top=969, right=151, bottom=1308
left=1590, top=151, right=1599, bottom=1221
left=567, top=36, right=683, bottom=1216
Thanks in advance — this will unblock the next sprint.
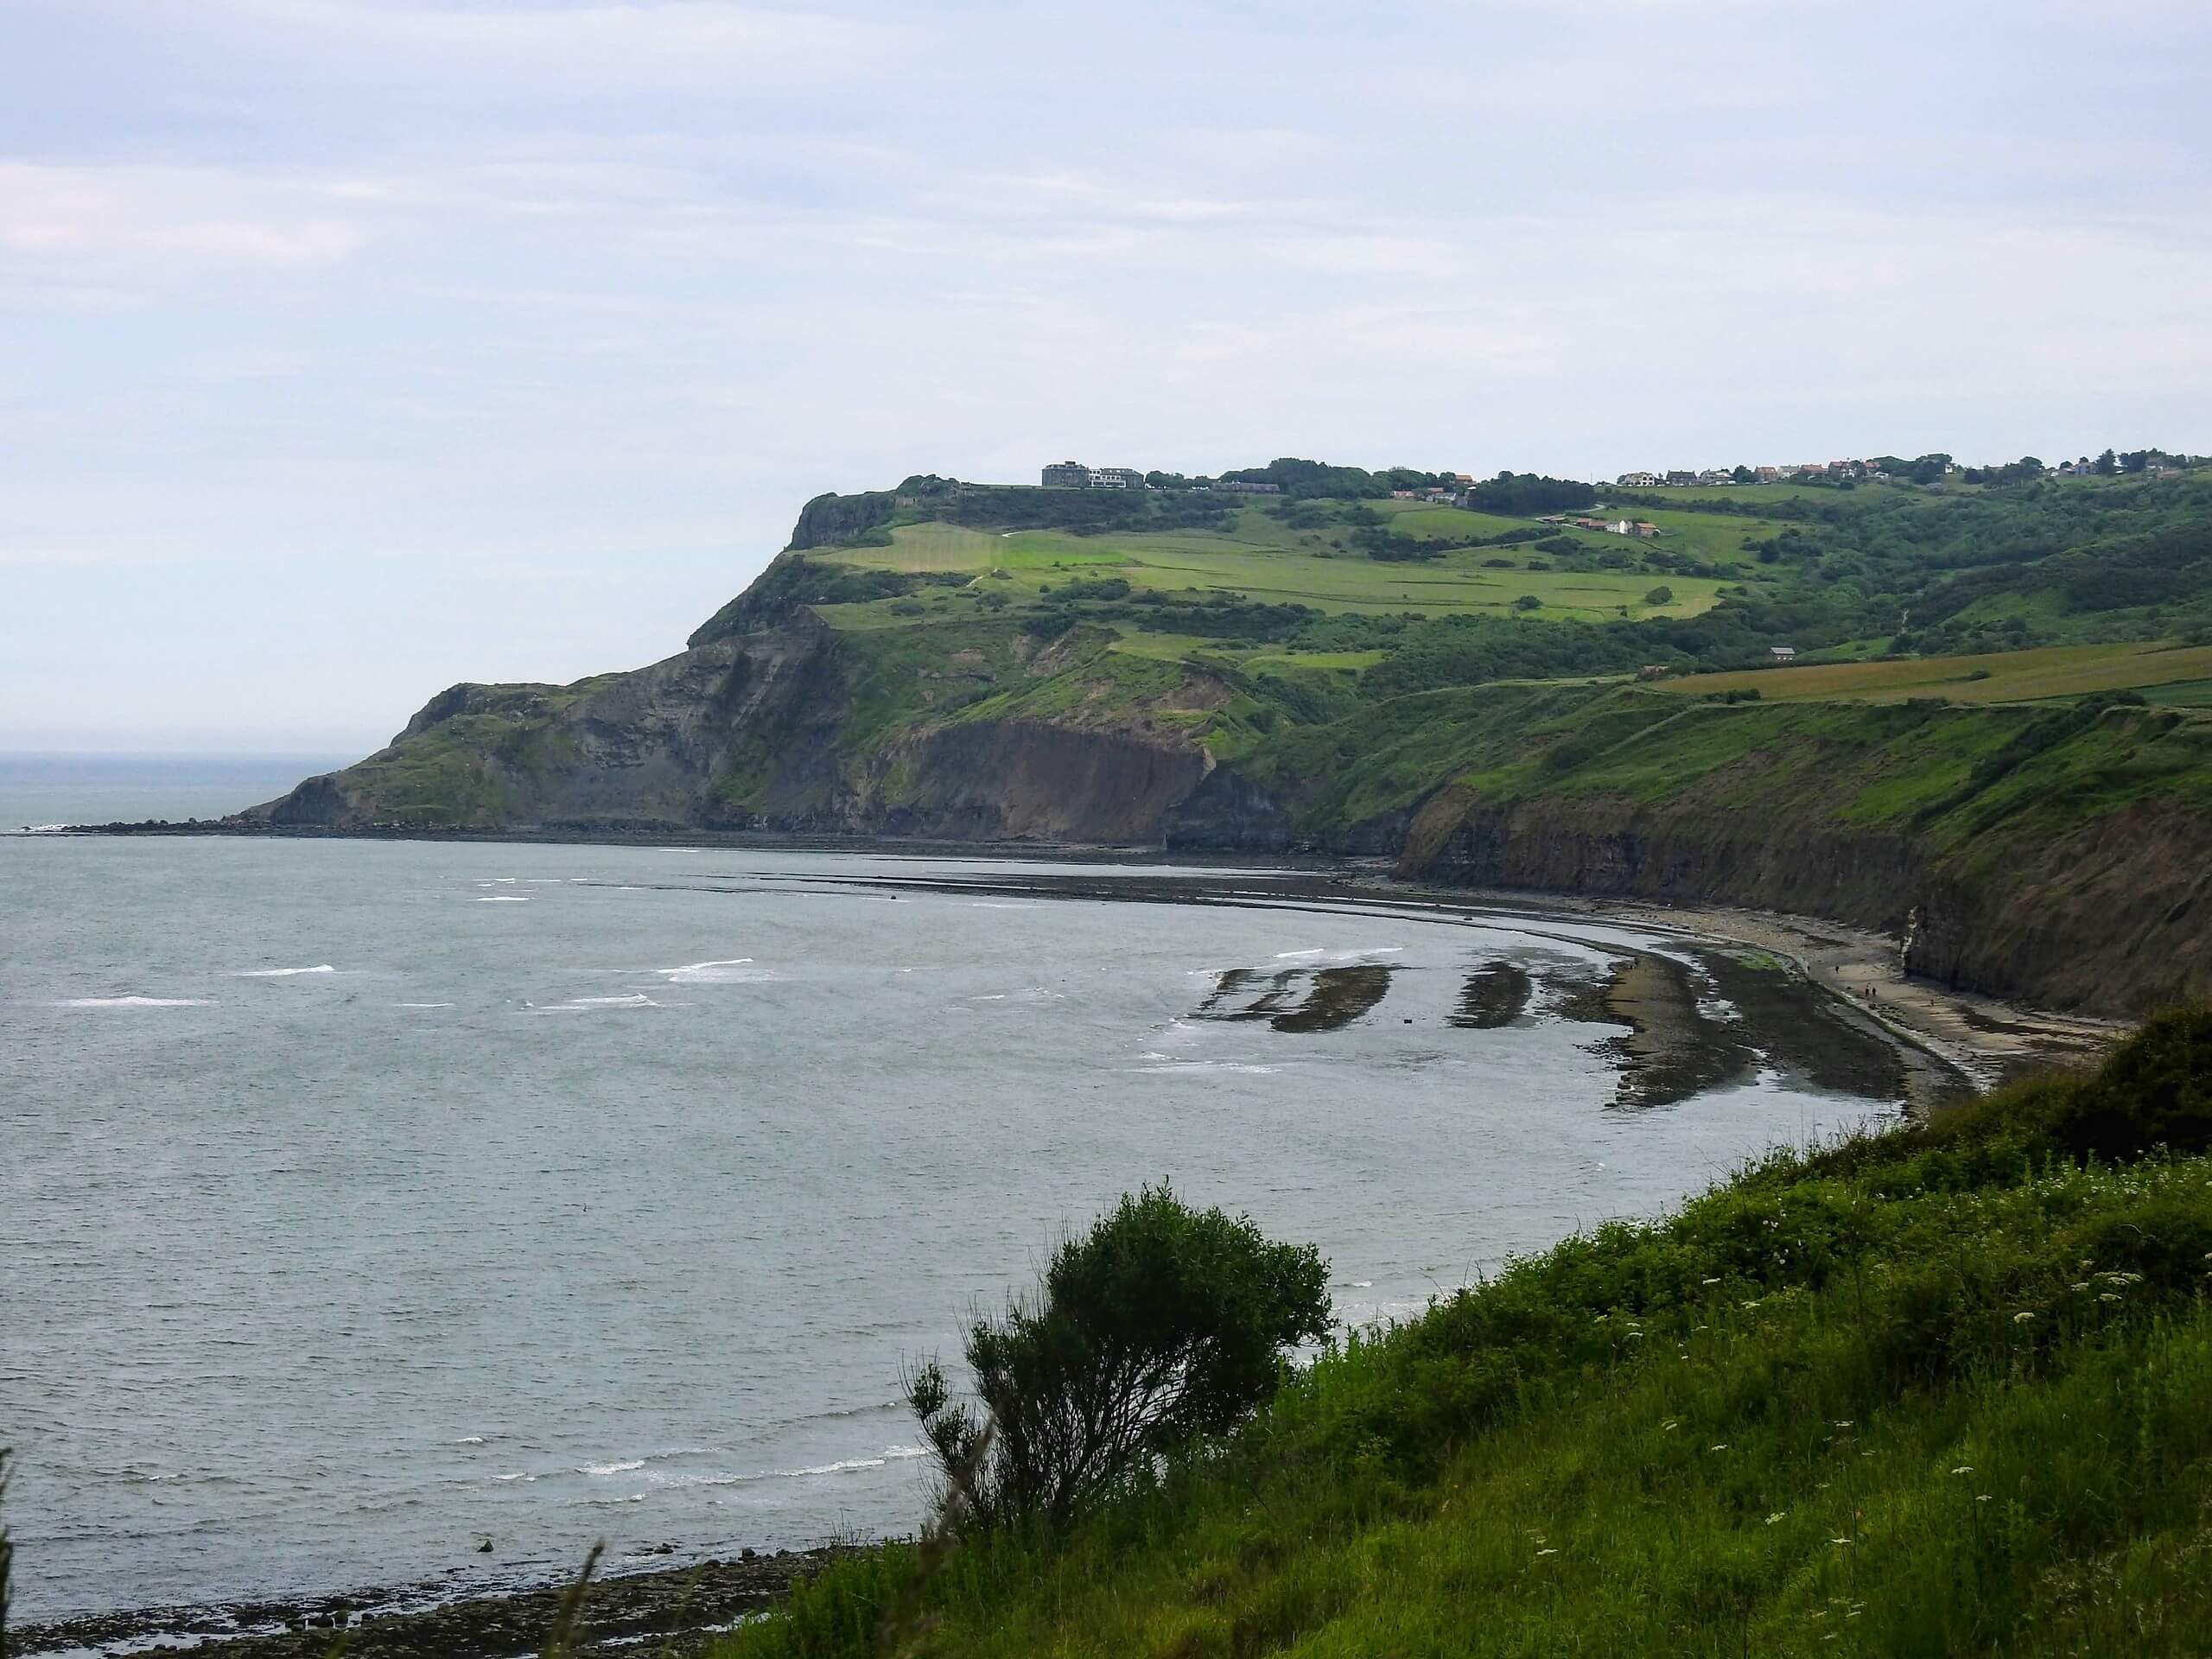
left=3, top=0, right=2208, bottom=751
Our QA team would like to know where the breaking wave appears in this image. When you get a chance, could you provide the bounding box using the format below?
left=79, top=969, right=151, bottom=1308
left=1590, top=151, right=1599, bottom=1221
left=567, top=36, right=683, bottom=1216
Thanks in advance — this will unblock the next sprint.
left=654, top=958, right=768, bottom=984
left=56, top=996, right=213, bottom=1009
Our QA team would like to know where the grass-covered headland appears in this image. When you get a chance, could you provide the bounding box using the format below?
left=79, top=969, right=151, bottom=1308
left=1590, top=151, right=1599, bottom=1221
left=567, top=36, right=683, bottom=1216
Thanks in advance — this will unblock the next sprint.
left=723, top=1011, right=2212, bottom=1659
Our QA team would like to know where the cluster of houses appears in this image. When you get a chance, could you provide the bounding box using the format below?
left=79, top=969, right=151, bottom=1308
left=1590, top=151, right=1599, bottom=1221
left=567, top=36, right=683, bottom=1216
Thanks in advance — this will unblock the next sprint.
left=1041, top=461, right=1286, bottom=493
left=1389, top=475, right=1477, bottom=504
left=1616, top=460, right=1898, bottom=488
left=1041, top=461, right=1147, bottom=490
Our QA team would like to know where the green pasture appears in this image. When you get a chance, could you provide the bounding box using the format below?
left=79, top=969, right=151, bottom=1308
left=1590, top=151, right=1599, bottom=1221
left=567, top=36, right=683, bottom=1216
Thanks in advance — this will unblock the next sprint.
left=1662, top=641, right=2212, bottom=705
left=816, top=518, right=1728, bottom=625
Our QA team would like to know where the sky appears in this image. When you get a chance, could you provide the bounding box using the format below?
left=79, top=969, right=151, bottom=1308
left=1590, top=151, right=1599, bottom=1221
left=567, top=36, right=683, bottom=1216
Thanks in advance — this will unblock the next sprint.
left=3, top=1, right=2208, bottom=752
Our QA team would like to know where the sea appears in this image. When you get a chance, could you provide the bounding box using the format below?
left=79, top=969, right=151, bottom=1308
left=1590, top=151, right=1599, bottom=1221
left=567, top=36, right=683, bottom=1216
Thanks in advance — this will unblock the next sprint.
left=2, top=755, right=1899, bottom=1629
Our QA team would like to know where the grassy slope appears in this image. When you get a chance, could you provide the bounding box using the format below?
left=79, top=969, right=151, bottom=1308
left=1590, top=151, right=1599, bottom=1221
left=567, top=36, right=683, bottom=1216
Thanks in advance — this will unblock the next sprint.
left=721, top=1013, right=2212, bottom=1659
left=1213, top=668, right=2212, bottom=858
left=1662, top=642, right=2212, bottom=705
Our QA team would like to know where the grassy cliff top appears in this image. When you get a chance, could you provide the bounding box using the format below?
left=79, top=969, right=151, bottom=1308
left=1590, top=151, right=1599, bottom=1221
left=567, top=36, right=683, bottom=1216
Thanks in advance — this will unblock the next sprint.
left=689, top=463, right=2212, bottom=717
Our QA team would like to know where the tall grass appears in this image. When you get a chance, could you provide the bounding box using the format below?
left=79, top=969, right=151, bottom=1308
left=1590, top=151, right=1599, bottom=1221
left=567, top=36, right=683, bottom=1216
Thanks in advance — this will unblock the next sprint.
left=719, top=1011, right=2212, bottom=1658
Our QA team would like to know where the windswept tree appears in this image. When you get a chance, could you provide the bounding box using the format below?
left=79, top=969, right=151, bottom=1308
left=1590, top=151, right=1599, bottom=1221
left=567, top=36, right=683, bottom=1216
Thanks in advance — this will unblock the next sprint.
left=908, top=1185, right=1329, bottom=1536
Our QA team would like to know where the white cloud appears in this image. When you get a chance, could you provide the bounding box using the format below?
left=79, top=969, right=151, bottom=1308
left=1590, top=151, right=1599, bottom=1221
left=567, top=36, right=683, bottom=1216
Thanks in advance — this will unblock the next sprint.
left=0, top=164, right=367, bottom=273
left=218, top=0, right=895, bottom=84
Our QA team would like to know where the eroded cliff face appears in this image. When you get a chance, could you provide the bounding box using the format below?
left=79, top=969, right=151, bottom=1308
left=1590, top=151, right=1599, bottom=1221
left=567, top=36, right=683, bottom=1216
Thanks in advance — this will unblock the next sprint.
left=1394, top=784, right=2212, bottom=1019
left=247, top=613, right=1221, bottom=845
left=254, top=620, right=839, bottom=832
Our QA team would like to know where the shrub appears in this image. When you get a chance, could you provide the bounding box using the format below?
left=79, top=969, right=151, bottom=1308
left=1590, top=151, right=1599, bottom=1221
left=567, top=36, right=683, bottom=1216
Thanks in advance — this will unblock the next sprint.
left=1644, top=585, right=1675, bottom=605
left=907, top=1185, right=1330, bottom=1536
left=1514, top=594, right=1544, bottom=612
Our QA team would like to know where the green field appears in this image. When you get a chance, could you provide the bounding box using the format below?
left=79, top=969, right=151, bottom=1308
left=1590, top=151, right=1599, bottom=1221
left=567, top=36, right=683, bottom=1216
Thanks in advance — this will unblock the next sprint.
left=817, top=519, right=1732, bottom=629
left=1662, top=642, right=2212, bottom=705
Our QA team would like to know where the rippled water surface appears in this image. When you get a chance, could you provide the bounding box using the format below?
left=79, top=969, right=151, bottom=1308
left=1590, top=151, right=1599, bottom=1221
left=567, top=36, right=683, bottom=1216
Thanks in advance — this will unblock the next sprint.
left=4, top=819, right=1899, bottom=1623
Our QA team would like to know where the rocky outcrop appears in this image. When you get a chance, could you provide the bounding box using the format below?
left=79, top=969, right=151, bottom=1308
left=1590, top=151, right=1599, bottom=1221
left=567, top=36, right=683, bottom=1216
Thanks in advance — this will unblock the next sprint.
left=788, top=490, right=896, bottom=550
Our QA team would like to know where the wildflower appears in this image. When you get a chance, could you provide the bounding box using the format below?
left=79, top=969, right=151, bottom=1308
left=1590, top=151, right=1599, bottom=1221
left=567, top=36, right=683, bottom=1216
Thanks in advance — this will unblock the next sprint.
left=1535, top=1548, right=1558, bottom=1557
left=2100, top=1293, right=2121, bottom=1303
left=1709, top=1441, right=1728, bottom=1452
left=1830, top=1536, right=1853, bottom=1546
left=1834, top=1420, right=1853, bottom=1428
left=1702, top=1276, right=1722, bottom=1286
left=1740, top=1300, right=1760, bottom=1310
left=2071, top=1281, right=2091, bottom=1291
left=1662, top=1419, right=1679, bottom=1432
left=1950, top=1466, right=1973, bottom=1476
left=2012, top=1312, right=2035, bottom=1324
left=1765, top=1511, right=1787, bottom=1525
left=1976, top=1495, right=1993, bottom=1503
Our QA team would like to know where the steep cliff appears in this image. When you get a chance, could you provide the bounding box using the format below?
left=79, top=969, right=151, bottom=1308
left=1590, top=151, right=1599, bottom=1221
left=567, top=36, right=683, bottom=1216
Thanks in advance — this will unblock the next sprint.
left=239, top=475, right=2212, bottom=1019
left=1354, top=690, right=2212, bottom=1017
left=247, top=604, right=1236, bottom=844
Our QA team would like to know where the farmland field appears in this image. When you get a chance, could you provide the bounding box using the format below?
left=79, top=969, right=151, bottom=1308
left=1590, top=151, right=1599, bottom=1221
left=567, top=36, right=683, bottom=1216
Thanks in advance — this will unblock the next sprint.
left=1661, top=641, right=2212, bottom=704
left=816, top=518, right=1731, bottom=624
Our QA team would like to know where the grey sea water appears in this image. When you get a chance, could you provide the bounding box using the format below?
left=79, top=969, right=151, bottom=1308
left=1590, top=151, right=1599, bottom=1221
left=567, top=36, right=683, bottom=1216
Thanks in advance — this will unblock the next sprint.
left=2, top=762, right=1897, bottom=1625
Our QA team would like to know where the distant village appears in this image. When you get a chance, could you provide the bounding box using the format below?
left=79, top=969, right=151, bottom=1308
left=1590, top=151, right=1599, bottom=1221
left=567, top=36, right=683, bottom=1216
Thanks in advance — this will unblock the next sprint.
left=1614, top=452, right=2188, bottom=486
left=1041, top=461, right=1282, bottom=494
left=1042, top=449, right=2195, bottom=500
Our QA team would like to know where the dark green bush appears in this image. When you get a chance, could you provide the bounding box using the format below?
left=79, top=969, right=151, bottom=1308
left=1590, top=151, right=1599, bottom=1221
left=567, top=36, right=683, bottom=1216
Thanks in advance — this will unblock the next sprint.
left=908, top=1185, right=1330, bottom=1535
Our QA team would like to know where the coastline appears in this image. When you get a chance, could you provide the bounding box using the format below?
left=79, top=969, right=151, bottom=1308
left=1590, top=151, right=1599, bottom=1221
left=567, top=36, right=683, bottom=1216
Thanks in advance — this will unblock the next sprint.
left=38, top=817, right=2129, bottom=1085
left=10, top=832, right=2125, bottom=1656
left=10, top=1549, right=848, bottom=1659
